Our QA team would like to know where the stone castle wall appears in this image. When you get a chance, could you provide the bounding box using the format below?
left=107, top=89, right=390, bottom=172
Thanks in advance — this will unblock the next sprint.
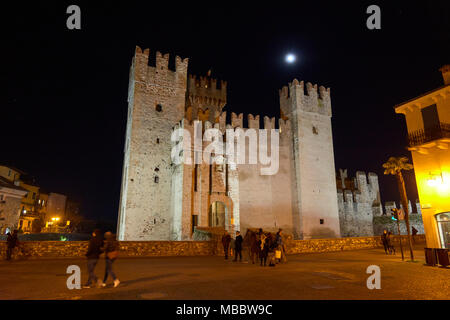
left=337, top=170, right=382, bottom=237
left=119, top=46, right=342, bottom=241
left=337, top=170, right=424, bottom=237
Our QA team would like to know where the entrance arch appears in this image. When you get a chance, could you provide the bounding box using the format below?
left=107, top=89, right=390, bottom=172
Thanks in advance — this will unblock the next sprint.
left=436, top=212, right=450, bottom=249
left=209, top=201, right=227, bottom=228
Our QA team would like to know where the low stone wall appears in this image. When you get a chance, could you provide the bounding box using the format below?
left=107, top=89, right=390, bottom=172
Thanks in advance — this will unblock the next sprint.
left=285, top=234, right=425, bottom=254
left=0, top=235, right=426, bottom=260
left=0, top=241, right=216, bottom=260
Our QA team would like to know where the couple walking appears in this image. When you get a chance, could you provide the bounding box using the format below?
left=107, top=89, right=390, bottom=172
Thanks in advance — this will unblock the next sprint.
left=222, top=230, right=243, bottom=261
left=381, top=230, right=396, bottom=255
left=83, top=229, right=120, bottom=288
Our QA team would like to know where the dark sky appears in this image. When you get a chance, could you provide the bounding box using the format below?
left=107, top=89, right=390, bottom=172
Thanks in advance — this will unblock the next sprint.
left=1, top=1, right=449, bottom=221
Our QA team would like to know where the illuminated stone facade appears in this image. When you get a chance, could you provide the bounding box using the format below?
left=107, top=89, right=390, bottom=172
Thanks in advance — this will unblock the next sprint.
left=118, top=46, right=342, bottom=241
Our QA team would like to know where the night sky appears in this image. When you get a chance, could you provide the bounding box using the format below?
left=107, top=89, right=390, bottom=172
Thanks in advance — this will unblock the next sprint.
left=1, top=1, right=449, bottom=223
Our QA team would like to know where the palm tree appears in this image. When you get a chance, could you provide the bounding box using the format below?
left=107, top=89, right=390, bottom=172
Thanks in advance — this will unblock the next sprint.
left=383, top=157, right=414, bottom=261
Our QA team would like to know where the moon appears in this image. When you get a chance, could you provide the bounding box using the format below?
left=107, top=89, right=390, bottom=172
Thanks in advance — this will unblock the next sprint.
left=285, top=53, right=296, bottom=64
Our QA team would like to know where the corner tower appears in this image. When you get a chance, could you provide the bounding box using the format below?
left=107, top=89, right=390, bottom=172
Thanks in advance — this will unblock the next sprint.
left=117, top=46, right=188, bottom=240
left=280, top=79, right=341, bottom=239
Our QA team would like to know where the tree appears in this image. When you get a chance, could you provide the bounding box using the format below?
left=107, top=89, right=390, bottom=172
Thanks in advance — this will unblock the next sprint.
left=382, top=156, right=414, bottom=261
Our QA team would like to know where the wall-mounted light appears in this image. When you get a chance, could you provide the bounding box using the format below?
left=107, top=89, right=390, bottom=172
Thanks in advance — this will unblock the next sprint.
left=427, top=172, right=444, bottom=187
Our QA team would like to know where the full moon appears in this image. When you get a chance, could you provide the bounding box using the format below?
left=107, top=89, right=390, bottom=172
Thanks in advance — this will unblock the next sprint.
left=285, top=53, right=296, bottom=63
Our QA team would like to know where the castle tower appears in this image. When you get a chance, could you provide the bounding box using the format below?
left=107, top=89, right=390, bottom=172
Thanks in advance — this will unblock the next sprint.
left=117, top=47, right=188, bottom=240
left=279, top=80, right=341, bottom=239
left=186, top=72, right=227, bottom=123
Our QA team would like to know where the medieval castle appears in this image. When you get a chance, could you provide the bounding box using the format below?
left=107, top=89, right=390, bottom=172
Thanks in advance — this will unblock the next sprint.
left=117, top=46, right=423, bottom=241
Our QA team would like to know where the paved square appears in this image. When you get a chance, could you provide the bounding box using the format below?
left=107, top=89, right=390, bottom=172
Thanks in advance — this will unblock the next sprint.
left=0, top=245, right=448, bottom=300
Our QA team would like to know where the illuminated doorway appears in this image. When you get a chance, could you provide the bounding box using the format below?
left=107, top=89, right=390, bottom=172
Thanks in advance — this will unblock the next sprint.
left=436, top=212, right=450, bottom=249
left=209, top=201, right=226, bottom=228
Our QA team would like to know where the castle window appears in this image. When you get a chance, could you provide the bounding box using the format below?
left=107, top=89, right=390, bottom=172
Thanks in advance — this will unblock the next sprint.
left=156, top=138, right=160, bottom=144
left=312, top=126, right=318, bottom=135
left=192, top=215, right=198, bottom=234
left=155, top=167, right=159, bottom=172
left=320, top=219, right=324, bottom=225
left=154, top=176, right=159, bottom=183
left=156, top=104, right=163, bottom=112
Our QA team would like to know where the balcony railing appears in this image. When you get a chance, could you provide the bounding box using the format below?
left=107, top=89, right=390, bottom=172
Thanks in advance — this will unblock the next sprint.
left=408, top=122, right=450, bottom=147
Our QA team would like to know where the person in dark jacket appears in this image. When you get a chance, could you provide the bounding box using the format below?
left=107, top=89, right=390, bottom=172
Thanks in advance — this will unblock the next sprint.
left=233, top=231, right=243, bottom=262
left=83, top=229, right=104, bottom=288
left=412, top=226, right=418, bottom=243
left=101, top=232, right=120, bottom=288
left=222, top=231, right=231, bottom=260
left=6, top=230, right=18, bottom=261
left=387, top=231, right=395, bottom=254
left=381, top=230, right=389, bottom=254
left=260, top=233, right=270, bottom=266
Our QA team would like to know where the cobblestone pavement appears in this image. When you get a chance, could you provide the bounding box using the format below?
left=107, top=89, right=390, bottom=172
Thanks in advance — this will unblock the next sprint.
left=0, top=245, right=448, bottom=300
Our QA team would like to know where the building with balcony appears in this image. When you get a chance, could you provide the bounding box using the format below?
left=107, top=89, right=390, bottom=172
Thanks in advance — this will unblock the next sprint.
left=395, top=65, right=450, bottom=249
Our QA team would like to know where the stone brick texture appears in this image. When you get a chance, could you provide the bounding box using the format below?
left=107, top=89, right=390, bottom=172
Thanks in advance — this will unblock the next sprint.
left=0, top=235, right=425, bottom=259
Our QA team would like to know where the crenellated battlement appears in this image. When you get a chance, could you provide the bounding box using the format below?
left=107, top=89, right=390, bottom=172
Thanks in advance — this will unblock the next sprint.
left=337, top=170, right=382, bottom=215
left=132, top=46, right=188, bottom=89
left=171, top=112, right=290, bottom=139
left=279, top=79, right=331, bottom=119
left=187, top=73, right=227, bottom=109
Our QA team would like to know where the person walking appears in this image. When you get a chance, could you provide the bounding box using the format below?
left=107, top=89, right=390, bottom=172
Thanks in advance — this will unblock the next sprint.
left=101, top=232, right=120, bottom=288
left=412, top=226, right=418, bottom=243
left=222, top=230, right=231, bottom=260
left=249, top=232, right=260, bottom=264
left=233, top=231, right=243, bottom=262
left=259, top=233, right=269, bottom=266
left=381, top=230, right=389, bottom=254
left=275, top=228, right=287, bottom=263
left=83, top=229, right=104, bottom=288
left=387, top=231, right=396, bottom=255
left=6, top=230, right=18, bottom=261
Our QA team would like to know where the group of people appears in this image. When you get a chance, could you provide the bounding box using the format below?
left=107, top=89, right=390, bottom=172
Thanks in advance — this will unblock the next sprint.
left=381, top=229, right=396, bottom=255
left=83, top=229, right=120, bottom=289
left=222, top=228, right=287, bottom=267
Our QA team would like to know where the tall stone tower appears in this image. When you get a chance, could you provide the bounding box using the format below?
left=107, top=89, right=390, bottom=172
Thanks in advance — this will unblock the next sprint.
left=117, top=46, right=188, bottom=240
left=280, top=80, right=341, bottom=239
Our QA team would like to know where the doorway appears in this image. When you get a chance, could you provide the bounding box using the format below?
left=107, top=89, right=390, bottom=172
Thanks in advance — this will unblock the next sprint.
left=209, top=201, right=226, bottom=228
left=436, top=212, right=450, bottom=249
